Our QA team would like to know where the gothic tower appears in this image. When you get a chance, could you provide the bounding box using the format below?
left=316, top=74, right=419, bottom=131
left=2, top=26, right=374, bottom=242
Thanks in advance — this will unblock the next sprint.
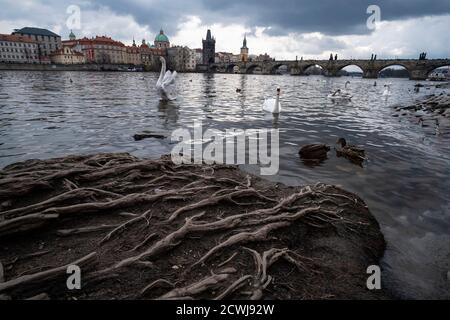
left=202, top=29, right=216, bottom=65
left=240, top=34, right=249, bottom=63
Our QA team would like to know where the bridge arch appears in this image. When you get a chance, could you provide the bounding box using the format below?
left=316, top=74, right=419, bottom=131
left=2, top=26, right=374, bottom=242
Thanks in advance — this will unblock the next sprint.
left=245, top=64, right=262, bottom=74
left=270, top=63, right=290, bottom=74
left=225, top=63, right=238, bottom=73
left=301, top=63, right=326, bottom=75
left=377, top=64, right=411, bottom=78
left=336, top=63, right=365, bottom=76
left=426, top=64, right=450, bottom=79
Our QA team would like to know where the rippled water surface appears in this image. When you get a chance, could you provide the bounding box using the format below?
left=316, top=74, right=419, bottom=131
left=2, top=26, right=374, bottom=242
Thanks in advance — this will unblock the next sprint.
left=0, top=70, right=449, bottom=299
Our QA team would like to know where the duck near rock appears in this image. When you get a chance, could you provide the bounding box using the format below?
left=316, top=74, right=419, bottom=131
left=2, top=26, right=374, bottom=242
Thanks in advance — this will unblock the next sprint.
left=335, top=138, right=366, bottom=165
left=299, top=144, right=331, bottom=161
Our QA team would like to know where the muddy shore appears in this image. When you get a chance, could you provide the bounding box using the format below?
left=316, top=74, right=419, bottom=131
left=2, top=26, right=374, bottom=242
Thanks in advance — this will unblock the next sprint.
left=0, top=153, right=388, bottom=300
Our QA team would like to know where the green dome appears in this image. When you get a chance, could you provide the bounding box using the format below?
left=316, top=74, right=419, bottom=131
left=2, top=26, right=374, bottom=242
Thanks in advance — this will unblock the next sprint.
left=155, top=29, right=169, bottom=42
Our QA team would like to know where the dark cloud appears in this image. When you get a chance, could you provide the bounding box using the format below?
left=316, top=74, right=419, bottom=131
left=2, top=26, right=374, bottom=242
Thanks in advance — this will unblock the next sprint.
left=200, top=0, right=450, bottom=35
left=92, top=0, right=204, bottom=36
left=95, top=0, right=450, bottom=36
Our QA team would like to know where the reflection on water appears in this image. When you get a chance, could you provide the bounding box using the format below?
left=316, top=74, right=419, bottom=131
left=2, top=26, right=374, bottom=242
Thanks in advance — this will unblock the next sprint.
left=0, top=70, right=449, bottom=299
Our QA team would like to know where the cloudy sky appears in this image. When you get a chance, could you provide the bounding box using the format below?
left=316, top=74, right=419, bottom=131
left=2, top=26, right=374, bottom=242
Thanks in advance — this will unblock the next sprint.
left=1, top=0, right=449, bottom=60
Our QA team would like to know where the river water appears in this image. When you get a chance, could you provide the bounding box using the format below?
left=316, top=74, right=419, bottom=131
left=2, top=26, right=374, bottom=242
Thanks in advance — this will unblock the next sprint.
left=0, top=70, right=449, bottom=299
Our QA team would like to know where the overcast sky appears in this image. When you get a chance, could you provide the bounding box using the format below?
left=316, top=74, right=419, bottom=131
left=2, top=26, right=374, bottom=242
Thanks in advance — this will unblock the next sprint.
left=1, top=0, right=449, bottom=61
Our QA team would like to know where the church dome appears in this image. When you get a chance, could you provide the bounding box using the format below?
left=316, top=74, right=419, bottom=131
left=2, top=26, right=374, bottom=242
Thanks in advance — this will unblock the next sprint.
left=155, top=29, right=169, bottom=42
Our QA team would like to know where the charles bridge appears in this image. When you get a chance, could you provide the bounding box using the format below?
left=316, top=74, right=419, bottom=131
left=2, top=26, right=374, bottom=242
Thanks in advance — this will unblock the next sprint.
left=209, top=58, right=450, bottom=80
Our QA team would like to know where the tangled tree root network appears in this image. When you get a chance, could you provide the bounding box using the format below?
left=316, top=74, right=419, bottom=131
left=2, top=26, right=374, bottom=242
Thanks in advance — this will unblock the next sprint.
left=0, top=153, right=387, bottom=300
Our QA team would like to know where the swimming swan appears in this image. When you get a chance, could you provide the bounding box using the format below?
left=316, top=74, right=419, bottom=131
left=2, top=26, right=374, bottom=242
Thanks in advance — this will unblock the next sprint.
left=156, top=56, right=177, bottom=101
left=263, top=88, right=281, bottom=114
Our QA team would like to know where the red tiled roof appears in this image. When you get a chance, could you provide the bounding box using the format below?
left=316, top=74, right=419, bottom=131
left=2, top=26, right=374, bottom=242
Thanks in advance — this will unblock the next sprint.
left=93, top=36, right=125, bottom=46
left=65, top=36, right=125, bottom=47
left=0, top=33, right=37, bottom=43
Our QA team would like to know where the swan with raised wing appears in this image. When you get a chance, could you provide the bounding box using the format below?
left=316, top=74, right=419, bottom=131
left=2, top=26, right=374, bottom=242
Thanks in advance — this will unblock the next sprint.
left=156, top=56, right=177, bottom=101
left=263, top=88, right=281, bottom=114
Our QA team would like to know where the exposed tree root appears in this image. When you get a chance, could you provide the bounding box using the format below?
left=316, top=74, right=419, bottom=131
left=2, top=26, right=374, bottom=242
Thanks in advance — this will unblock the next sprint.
left=0, top=252, right=96, bottom=293
left=157, top=268, right=236, bottom=299
left=0, top=153, right=387, bottom=300
left=217, top=252, right=239, bottom=267
left=213, top=275, right=252, bottom=300
left=106, top=212, right=207, bottom=271
left=1, top=188, right=122, bottom=219
left=100, top=209, right=153, bottom=244
left=141, top=279, right=174, bottom=296
left=56, top=224, right=120, bottom=236
left=0, top=261, right=4, bottom=283
left=0, top=213, right=59, bottom=237
left=194, top=222, right=290, bottom=266
left=26, top=293, right=50, bottom=300
left=167, top=188, right=276, bottom=222
left=128, top=233, right=158, bottom=253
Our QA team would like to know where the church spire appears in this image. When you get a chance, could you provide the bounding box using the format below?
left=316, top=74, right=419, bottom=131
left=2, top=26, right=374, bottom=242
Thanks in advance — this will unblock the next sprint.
left=241, top=34, right=248, bottom=49
left=240, top=33, right=249, bottom=62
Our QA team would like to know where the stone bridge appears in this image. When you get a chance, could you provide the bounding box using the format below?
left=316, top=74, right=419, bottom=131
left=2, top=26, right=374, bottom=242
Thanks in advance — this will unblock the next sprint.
left=210, top=59, right=450, bottom=80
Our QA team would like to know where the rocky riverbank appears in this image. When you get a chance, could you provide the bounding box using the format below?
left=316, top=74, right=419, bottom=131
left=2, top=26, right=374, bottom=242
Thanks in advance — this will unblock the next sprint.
left=0, top=153, right=388, bottom=300
left=392, top=92, right=450, bottom=130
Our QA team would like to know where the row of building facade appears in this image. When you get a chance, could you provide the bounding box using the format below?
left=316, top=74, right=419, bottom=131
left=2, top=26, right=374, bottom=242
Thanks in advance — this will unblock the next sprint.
left=0, top=27, right=272, bottom=71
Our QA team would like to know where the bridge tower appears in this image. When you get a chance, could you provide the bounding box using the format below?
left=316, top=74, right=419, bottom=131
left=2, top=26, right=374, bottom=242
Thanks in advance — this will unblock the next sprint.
left=202, top=29, right=216, bottom=65
left=240, top=34, right=249, bottom=63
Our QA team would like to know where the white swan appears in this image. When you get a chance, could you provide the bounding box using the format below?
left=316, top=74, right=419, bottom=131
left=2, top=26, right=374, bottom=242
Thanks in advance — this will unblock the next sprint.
left=263, top=88, right=281, bottom=114
left=328, top=81, right=352, bottom=101
left=382, top=84, right=392, bottom=100
left=156, top=56, right=177, bottom=101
